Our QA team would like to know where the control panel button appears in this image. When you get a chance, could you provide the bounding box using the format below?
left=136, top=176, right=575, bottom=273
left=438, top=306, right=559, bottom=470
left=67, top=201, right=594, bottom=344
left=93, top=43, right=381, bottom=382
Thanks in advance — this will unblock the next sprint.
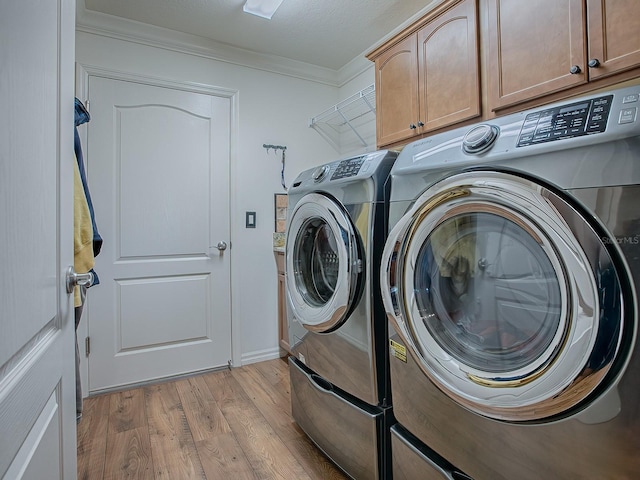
left=619, top=107, right=637, bottom=124
left=622, top=93, right=639, bottom=104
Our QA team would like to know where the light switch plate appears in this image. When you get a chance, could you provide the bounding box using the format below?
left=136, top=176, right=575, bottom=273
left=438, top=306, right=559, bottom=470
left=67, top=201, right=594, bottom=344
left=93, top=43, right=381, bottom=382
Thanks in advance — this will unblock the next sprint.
left=246, top=211, right=256, bottom=228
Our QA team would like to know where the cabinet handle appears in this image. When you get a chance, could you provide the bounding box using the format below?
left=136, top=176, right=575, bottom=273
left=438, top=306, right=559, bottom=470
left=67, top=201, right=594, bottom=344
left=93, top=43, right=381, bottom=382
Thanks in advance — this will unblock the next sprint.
left=569, top=65, right=582, bottom=74
left=417, top=121, right=425, bottom=127
left=588, top=58, right=601, bottom=68
left=409, top=123, right=417, bottom=129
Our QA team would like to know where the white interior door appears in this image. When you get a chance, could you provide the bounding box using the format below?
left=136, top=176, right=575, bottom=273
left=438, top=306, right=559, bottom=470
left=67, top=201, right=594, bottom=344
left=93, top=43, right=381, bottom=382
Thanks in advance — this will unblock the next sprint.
left=85, top=75, right=232, bottom=392
left=0, top=0, right=76, bottom=478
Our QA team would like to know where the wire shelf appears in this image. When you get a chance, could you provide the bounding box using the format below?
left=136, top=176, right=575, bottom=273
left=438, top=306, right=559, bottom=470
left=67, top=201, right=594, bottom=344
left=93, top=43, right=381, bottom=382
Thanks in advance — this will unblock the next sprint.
left=309, top=84, right=376, bottom=150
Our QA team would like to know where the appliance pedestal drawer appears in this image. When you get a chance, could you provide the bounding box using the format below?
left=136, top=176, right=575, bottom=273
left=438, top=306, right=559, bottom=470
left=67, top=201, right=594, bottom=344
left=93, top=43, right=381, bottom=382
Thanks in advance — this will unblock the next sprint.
left=391, top=423, right=473, bottom=480
left=289, top=357, right=390, bottom=480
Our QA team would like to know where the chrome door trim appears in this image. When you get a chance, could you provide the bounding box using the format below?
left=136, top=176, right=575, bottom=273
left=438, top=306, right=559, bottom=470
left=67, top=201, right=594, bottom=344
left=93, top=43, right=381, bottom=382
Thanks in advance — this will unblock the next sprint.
left=286, top=192, right=361, bottom=333
left=381, top=170, right=627, bottom=421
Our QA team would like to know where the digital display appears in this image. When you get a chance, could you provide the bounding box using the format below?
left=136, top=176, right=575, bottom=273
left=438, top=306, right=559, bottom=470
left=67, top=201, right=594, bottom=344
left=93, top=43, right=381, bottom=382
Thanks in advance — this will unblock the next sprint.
left=559, top=103, right=589, bottom=114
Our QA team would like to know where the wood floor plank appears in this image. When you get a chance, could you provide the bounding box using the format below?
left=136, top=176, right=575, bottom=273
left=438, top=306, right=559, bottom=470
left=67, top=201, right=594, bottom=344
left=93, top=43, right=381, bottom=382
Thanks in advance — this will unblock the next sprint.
left=203, top=368, right=313, bottom=480
left=195, top=434, right=258, bottom=480
left=174, top=375, right=231, bottom=443
left=233, top=361, right=348, bottom=480
left=77, top=394, right=110, bottom=480
left=103, top=426, right=154, bottom=480
left=253, top=357, right=290, bottom=390
left=144, top=382, right=206, bottom=479
left=109, top=387, right=146, bottom=434
left=77, top=359, right=351, bottom=480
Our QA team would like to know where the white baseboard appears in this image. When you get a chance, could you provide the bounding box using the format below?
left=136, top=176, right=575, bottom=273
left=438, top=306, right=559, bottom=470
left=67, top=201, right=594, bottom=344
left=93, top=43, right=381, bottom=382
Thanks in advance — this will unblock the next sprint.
left=239, top=347, right=282, bottom=367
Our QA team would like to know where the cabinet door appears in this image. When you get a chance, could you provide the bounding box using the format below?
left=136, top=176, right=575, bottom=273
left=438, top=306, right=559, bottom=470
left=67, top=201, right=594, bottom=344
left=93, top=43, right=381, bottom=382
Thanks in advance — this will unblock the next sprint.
left=374, top=35, right=420, bottom=147
left=487, top=0, right=587, bottom=111
left=276, top=254, right=290, bottom=355
left=417, top=0, right=480, bottom=132
left=587, top=0, right=640, bottom=80
left=278, top=272, right=290, bottom=354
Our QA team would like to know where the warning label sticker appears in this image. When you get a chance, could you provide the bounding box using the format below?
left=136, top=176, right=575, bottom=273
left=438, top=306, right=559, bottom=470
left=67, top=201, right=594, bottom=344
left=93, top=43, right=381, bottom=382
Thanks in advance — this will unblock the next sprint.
left=389, top=339, right=407, bottom=363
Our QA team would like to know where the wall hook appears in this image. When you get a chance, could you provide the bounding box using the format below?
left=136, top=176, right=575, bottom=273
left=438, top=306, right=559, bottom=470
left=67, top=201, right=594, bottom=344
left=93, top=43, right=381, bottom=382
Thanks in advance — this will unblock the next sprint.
left=263, top=144, right=288, bottom=190
left=263, top=143, right=287, bottom=153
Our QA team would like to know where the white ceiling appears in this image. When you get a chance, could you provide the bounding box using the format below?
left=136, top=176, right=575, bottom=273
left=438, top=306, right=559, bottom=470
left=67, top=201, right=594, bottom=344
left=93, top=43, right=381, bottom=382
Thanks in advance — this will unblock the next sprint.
left=80, top=0, right=439, bottom=71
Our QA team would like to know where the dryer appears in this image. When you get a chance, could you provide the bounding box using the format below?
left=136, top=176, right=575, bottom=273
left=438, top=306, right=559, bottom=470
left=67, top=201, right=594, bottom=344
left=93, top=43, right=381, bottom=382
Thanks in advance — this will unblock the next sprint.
left=286, top=150, right=397, bottom=479
left=380, top=86, right=640, bottom=479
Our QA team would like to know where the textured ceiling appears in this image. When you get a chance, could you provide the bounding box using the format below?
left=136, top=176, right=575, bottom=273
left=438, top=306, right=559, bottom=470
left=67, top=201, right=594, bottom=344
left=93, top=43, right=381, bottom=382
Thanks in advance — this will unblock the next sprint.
left=81, top=0, right=439, bottom=70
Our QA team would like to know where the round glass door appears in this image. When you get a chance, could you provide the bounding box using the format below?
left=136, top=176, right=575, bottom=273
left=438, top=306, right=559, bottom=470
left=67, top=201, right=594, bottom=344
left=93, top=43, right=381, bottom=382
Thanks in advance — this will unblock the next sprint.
left=286, top=193, right=362, bottom=332
left=295, top=218, right=339, bottom=306
left=413, top=211, right=562, bottom=374
left=381, top=170, right=628, bottom=421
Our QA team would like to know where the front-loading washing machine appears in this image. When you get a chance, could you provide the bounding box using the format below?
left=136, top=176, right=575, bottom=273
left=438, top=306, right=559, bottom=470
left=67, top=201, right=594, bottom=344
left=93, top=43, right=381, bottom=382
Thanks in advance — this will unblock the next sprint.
left=286, top=150, right=397, bottom=479
left=380, top=85, right=640, bottom=479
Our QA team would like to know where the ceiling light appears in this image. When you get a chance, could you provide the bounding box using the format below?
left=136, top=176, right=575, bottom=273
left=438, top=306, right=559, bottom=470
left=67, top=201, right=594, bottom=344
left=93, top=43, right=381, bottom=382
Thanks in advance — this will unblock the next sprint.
left=243, top=0, right=284, bottom=19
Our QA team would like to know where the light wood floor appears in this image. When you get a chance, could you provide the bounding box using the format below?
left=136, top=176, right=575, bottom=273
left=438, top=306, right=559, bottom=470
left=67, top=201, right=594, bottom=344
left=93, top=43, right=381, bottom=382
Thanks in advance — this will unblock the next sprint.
left=77, top=357, right=349, bottom=480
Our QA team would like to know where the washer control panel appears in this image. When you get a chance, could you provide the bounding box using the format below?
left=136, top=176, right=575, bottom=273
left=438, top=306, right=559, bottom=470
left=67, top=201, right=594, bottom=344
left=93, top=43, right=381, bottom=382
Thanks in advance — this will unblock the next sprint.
left=517, top=95, right=613, bottom=147
left=330, top=155, right=366, bottom=180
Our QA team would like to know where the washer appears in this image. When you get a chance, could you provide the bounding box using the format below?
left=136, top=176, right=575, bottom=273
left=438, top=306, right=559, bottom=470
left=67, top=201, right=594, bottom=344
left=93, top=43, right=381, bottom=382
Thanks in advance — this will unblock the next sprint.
left=380, top=86, right=640, bottom=479
left=286, top=150, right=397, bottom=479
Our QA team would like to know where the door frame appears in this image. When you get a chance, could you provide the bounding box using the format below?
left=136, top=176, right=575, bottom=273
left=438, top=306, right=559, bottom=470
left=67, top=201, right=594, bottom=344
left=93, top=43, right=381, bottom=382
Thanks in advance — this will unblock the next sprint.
left=74, top=64, right=241, bottom=395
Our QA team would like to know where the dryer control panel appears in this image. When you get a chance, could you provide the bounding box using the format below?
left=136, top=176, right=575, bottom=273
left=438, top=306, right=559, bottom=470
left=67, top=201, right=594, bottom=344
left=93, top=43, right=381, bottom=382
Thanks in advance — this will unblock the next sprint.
left=517, top=95, right=613, bottom=147
left=330, top=155, right=366, bottom=180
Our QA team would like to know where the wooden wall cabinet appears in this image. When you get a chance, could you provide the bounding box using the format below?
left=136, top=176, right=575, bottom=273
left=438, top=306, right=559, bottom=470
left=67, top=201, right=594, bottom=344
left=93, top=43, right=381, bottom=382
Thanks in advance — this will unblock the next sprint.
left=487, top=0, right=640, bottom=111
left=368, top=0, right=640, bottom=148
left=276, top=252, right=291, bottom=356
left=368, top=0, right=481, bottom=147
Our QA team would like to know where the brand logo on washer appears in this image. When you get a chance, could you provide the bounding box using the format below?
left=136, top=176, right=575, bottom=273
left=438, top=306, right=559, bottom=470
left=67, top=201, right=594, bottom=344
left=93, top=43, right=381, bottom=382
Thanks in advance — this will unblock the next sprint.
left=412, top=139, right=433, bottom=148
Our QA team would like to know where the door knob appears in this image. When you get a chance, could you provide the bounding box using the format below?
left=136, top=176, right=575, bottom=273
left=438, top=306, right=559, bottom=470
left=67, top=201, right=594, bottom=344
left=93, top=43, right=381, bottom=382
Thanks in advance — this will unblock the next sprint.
left=569, top=65, right=582, bottom=74
left=588, top=58, right=601, bottom=68
left=66, top=266, right=94, bottom=294
left=216, top=241, right=228, bottom=251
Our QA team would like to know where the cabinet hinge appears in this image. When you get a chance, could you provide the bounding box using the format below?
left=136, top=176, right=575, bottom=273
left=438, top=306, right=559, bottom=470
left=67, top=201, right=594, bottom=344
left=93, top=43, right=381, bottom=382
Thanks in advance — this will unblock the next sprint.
left=85, top=336, right=90, bottom=356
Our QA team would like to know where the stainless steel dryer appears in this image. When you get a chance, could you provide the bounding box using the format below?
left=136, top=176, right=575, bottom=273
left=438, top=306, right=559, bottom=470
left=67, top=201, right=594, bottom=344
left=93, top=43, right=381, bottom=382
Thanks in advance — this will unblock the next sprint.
left=286, top=150, right=397, bottom=480
left=380, top=86, right=640, bottom=479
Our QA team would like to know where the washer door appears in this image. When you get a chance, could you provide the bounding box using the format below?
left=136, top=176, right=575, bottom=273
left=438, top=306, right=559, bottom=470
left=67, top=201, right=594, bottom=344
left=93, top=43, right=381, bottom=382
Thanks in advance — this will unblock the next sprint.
left=286, top=193, right=362, bottom=333
left=381, top=170, right=632, bottom=422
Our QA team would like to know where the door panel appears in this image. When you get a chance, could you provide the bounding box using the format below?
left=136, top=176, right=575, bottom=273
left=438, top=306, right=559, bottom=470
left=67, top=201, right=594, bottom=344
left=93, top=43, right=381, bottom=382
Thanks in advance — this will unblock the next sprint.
left=417, top=0, right=480, bottom=131
left=487, top=0, right=587, bottom=110
left=374, top=35, right=420, bottom=146
left=87, top=76, right=232, bottom=391
left=0, top=0, right=76, bottom=477
left=587, top=0, right=640, bottom=79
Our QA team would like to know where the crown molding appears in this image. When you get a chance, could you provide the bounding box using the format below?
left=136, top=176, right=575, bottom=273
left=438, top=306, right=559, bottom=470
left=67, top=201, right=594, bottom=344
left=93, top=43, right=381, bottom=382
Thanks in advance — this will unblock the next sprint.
left=75, top=1, right=441, bottom=89
left=75, top=4, right=347, bottom=87
left=337, top=54, right=374, bottom=86
left=365, top=0, right=446, bottom=58
left=337, top=0, right=445, bottom=86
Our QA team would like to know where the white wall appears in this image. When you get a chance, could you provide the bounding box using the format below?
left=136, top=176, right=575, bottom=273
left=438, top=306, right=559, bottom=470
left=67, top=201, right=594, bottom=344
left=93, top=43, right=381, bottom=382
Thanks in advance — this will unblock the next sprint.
left=340, top=64, right=375, bottom=98
left=76, top=30, right=343, bottom=364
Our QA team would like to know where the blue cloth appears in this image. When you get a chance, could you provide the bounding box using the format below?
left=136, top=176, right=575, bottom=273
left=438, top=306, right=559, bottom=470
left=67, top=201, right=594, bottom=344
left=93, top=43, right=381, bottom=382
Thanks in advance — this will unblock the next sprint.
left=74, top=98, right=101, bottom=285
